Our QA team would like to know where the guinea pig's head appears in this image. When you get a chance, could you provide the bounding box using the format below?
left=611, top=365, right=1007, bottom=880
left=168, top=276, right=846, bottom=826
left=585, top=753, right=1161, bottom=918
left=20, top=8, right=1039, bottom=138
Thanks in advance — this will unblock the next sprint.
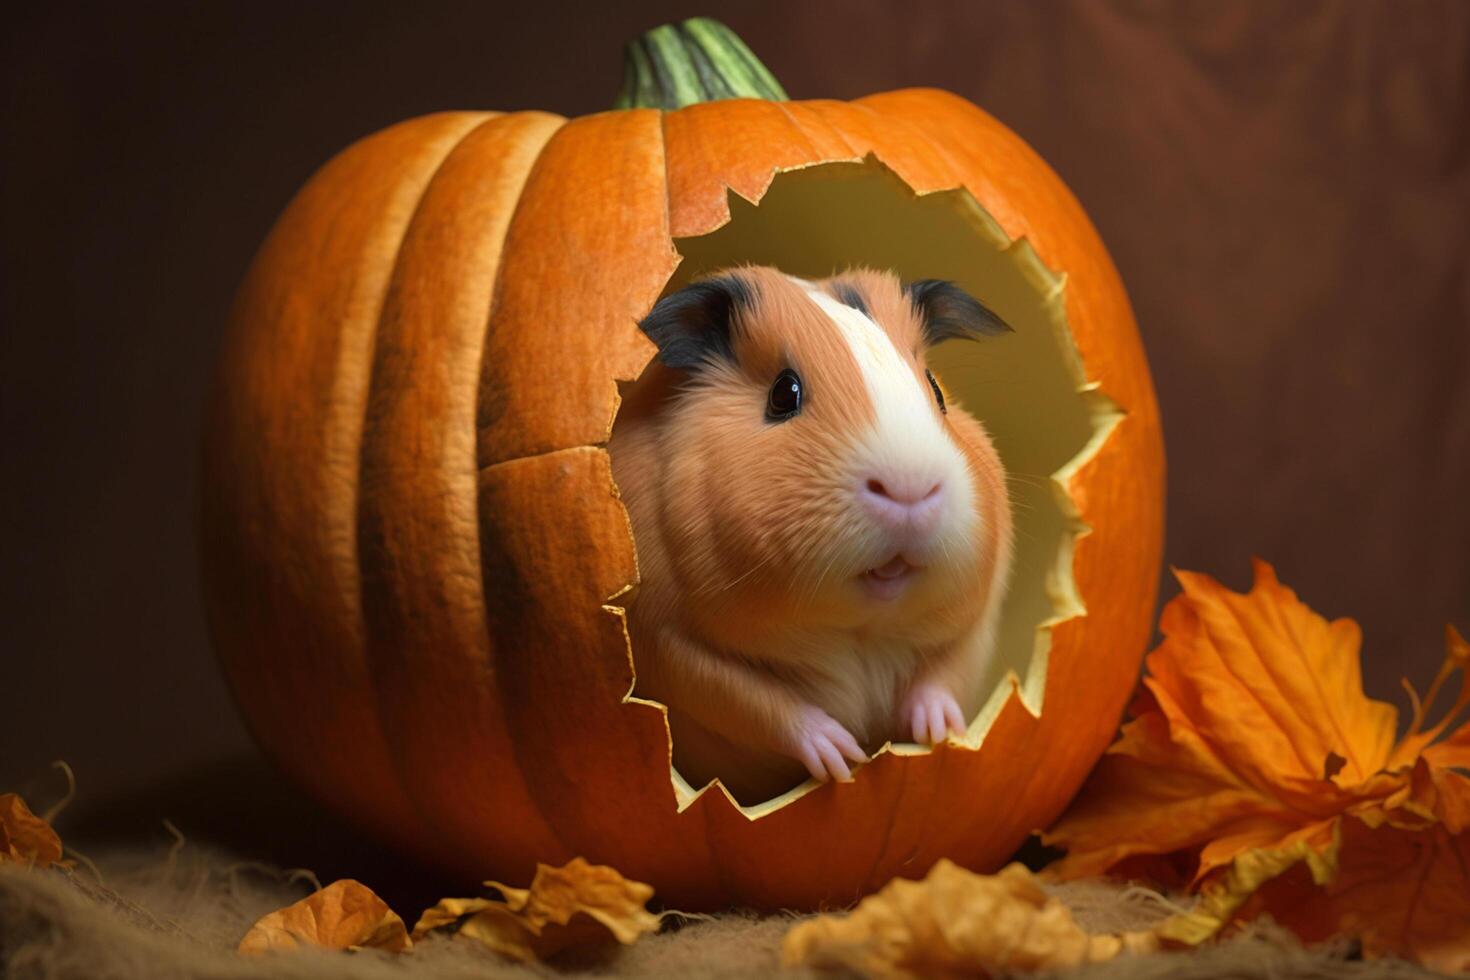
left=636, top=266, right=1011, bottom=644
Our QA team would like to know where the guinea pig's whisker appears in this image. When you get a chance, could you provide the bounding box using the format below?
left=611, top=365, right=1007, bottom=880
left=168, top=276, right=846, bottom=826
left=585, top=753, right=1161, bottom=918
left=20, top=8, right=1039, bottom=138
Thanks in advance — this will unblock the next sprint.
left=792, top=549, right=830, bottom=608
left=938, top=535, right=957, bottom=570
left=708, top=552, right=779, bottom=596
left=689, top=547, right=778, bottom=598
left=1002, top=472, right=1050, bottom=490
left=1008, top=523, right=1041, bottom=549
left=797, top=539, right=847, bottom=609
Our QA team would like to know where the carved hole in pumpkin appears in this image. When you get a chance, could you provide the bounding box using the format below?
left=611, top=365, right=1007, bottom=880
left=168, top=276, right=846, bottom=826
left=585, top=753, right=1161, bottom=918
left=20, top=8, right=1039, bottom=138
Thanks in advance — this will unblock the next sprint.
left=608, top=156, right=1120, bottom=814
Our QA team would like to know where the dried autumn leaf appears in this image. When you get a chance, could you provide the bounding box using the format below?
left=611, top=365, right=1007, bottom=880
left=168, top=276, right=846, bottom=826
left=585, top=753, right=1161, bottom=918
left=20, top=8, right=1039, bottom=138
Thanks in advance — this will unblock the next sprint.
left=782, top=861, right=1159, bottom=979
left=1154, top=830, right=1340, bottom=946
left=1044, top=561, right=1470, bottom=968
left=1401, top=624, right=1470, bottom=772
left=237, top=879, right=411, bottom=954
left=0, top=793, right=63, bottom=868
left=1178, top=803, right=1470, bottom=971
left=1313, top=814, right=1470, bottom=971
left=1045, top=560, right=1404, bottom=884
left=412, top=857, right=659, bottom=963
left=1177, top=699, right=1470, bottom=969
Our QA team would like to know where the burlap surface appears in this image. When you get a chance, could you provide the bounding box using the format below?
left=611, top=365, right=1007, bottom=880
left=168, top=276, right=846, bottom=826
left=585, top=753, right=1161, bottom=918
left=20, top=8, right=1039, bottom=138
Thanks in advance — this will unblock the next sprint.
left=0, top=842, right=1442, bottom=979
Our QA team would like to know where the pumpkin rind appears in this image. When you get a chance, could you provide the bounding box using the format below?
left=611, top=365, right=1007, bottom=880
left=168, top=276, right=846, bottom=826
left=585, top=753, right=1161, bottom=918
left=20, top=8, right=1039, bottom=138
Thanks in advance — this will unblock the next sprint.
left=203, top=84, right=1163, bottom=909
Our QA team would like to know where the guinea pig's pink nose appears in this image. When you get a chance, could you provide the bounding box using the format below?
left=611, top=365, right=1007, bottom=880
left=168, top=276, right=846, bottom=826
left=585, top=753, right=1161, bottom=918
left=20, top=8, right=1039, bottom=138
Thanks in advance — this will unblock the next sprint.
left=859, top=475, right=944, bottom=534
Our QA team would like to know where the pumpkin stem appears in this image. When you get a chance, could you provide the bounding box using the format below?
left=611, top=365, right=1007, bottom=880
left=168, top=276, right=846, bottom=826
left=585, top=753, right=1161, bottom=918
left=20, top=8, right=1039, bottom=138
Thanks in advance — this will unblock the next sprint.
left=614, top=17, right=789, bottom=110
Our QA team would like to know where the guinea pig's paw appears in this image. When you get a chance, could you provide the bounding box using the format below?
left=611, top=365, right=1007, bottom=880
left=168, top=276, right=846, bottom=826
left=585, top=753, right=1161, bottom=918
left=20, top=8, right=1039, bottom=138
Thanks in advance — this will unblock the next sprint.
left=780, top=704, right=867, bottom=784
left=900, top=680, right=967, bottom=746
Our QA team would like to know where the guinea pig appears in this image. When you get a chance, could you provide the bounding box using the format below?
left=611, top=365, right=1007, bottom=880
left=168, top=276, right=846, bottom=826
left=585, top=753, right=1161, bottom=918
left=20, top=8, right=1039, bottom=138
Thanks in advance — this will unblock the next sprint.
left=609, top=266, right=1014, bottom=805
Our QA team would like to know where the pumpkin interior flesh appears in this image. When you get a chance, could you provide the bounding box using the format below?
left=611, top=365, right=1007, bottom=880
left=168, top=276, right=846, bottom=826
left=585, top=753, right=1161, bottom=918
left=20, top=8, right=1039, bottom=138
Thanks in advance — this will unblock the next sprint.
left=614, top=157, right=1119, bottom=814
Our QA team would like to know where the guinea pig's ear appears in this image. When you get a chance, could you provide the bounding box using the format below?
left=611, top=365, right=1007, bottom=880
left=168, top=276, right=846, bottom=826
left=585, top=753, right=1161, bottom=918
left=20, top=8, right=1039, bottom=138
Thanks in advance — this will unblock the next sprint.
left=637, top=275, right=753, bottom=371
left=904, top=279, right=1012, bottom=346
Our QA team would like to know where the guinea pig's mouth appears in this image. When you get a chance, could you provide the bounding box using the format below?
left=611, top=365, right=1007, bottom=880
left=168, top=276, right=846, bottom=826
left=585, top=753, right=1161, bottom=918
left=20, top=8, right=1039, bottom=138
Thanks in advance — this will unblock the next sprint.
left=859, top=556, right=921, bottom=601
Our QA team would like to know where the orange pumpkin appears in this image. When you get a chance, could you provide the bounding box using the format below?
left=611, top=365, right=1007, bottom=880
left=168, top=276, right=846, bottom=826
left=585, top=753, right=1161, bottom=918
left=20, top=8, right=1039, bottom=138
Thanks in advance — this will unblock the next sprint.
left=201, top=19, right=1164, bottom=910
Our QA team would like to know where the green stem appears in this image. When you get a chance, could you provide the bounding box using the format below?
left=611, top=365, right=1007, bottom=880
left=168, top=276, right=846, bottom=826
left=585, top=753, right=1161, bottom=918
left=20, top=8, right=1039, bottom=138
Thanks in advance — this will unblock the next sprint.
left=613, top=17, right=789, bottom=110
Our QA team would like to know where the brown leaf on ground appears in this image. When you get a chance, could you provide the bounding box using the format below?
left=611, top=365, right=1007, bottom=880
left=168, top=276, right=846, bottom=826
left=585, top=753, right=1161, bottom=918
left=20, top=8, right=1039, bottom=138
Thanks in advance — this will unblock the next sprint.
left=1185, top=760, right=1470, bottom=970
left=781, top=861, right=1159, bottom=979
left=1154, top=829, right=1342, bottom=947
left=1324, top=814, right=1470, bottom=971
left=1044, top=562, right=1470, bottom=971
left=412, top=857, right=659, bottom=963
left=0, top=794, right=63, bottom=868
left=237, top=879, right=411, bottom=954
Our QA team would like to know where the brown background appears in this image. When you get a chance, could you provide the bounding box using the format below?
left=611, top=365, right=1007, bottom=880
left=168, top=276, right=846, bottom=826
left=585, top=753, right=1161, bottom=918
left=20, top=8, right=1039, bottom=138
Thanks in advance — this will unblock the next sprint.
left=2, top=1, right=1467, bottom=880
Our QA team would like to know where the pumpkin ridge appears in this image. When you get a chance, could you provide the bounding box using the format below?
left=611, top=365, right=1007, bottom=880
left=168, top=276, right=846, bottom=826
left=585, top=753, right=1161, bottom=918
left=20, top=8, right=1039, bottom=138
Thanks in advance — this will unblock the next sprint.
left=473, top=110, right=678, bottom=469
left=856, top=749, right=911, bottom=897
left=355, top=111, right=513, bottom=861
left=327, top=114, right=503, bottom=856
left=654, top=105, right=678, bottom=291
left=778, top=110, right=869, bottom=179
left=458, top=125, right=588, bottom=871
left=763, top=99, right=826, bottom=160
left=356, top=111, right=573, bottom=873
left=793, top=100, right=953, bottom=197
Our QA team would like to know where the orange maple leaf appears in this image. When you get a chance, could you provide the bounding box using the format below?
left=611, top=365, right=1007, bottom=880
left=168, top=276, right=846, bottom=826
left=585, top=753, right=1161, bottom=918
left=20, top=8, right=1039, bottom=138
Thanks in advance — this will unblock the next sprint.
left=1043, top=561, right=1470, bottom=966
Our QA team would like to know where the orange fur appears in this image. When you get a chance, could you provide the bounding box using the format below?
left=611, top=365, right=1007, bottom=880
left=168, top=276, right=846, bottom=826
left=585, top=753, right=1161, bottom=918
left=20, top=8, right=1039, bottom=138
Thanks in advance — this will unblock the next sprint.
left=610, top=267, right=1012, bottom=804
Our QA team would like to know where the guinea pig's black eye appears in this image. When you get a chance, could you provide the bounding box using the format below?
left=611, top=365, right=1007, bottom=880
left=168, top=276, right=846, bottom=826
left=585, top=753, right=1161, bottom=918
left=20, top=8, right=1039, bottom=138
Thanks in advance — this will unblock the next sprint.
left=926, top=368, right=947, bottom=414
left=766, top=368, right=803, bottom=422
